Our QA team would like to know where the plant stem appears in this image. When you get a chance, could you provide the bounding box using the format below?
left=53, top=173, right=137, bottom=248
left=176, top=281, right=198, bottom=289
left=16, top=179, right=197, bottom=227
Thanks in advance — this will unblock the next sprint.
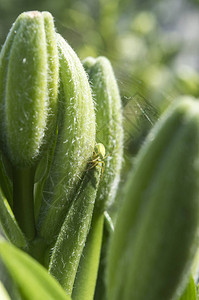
left=13, top=166, right=36, bottom=241
left=72, top=210, right=104, bottom=300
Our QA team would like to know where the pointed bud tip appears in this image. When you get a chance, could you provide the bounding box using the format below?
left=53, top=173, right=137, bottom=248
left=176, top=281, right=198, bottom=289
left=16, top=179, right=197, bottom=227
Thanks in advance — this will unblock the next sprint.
left=19, top=11, right=42, bottom=19
left=18, top=11, right=53, bottom=22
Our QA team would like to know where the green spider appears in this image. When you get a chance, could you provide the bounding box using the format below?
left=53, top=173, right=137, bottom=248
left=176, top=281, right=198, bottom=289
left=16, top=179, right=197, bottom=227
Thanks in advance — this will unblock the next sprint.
left=88, top=143, right=107, bottom=179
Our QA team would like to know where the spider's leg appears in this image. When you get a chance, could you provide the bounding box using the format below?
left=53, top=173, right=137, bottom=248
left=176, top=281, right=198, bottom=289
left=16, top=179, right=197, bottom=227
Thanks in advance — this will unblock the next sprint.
left=86, top=160, right=99, bottom=171
left=103, top=153, right=112, bottom=160
left=100, top=161, right=105, bottom=180
left=87, top=156, right=99, bottom=163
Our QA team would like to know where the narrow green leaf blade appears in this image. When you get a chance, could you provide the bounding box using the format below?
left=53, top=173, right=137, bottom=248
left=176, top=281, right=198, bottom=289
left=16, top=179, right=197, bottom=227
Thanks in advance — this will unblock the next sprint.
left=49, top=166, right=101, bottom=295
left=93, top=212, right=114, bottom=300
left=179, top=276, right=196, bottom=300
left=0, top=257, right=22, bottom=300
left=0, top=240, right=71, bottom=300
left=0, top=152, right=12, bottom=208
left=0, top=281, right=11, bottom=300
left=0, top=188, right=27, bottom=248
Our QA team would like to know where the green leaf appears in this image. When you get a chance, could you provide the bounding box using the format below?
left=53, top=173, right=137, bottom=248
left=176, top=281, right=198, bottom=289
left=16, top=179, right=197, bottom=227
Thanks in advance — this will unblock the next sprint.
left=48, top=166, right=101, bottom=295
left=191, top=246, right=199, bottom=284
left=0, top=240, right=71, bottom=300
left=0, top=258, right=22, bottom=300
left=93, top=212, right=114, bottom=300
left=0, top=188, right=27, bottom=248
left=197, top=283, right=199, bottom=299
left=0, top=281, right=11, bottom=300
left=179, top=276, right=196, bottom=300
left=0, top=152, right=12, bottom=208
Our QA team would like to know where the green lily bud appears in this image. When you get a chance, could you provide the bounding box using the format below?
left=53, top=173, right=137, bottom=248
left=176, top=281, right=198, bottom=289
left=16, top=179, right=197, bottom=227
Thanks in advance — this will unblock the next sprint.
left=107, top=97, right=199, bottom=300
left=83, top=56, right=123, bottom=212
left=37, top=34, right=96, bottom=243
left=0, top=11, right=59, bottom=167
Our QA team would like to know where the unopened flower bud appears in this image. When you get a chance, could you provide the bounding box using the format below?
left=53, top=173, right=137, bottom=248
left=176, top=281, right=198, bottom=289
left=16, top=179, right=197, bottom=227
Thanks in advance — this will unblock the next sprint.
left=83, top=56, right=123, bottom=212
left=0, top=11, right=59, bottom=167
left=107, top=97, right=199, bottom=300
left=37, top=34, right=96, bottom=243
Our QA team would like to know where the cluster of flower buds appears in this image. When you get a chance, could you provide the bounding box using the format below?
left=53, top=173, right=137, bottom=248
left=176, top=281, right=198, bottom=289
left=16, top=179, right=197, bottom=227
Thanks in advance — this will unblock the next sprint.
left=1, top=10, right=199, bottom=300
left=0, top=10, right=123, bottom=297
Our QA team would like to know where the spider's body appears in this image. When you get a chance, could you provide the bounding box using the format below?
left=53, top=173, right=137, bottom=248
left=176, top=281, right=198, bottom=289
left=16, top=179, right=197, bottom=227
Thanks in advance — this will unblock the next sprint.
left=89, top=143, right=106, bottom=178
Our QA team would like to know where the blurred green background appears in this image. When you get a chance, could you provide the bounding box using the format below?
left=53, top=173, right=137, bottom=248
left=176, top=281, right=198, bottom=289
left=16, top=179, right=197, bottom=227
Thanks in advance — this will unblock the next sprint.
left=1, top=0, right=199, bottom=173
